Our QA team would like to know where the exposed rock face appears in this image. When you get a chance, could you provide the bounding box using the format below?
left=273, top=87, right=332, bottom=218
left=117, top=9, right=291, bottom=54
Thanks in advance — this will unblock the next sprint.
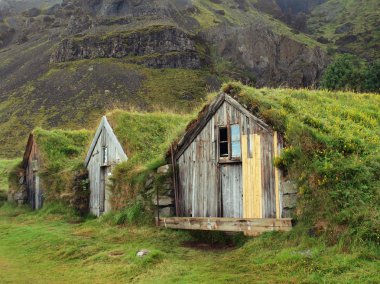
left=208, top=25, right=327, bottom=87
left=0, top=22, right=15, bottom=48
left=51, top=25, right=204, bottom=69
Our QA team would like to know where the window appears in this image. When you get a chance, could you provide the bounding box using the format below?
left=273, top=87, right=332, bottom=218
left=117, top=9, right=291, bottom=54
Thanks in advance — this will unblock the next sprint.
left=219, top=127, right=229, bottom=157
left=219, top=124, right=241, bottom=160
left=231, top=125, right=241, bottom=158
left=102, top=146, right=108, bottom=166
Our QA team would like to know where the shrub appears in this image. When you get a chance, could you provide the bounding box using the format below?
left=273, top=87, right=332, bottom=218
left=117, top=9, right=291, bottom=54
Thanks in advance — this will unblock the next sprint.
left=320, top=55, right=380, bottom=93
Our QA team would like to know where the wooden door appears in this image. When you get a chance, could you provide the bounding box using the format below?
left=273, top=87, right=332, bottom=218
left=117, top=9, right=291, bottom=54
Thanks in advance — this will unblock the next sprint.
left=220, top=164, right=243, bottom=217
left=99, top=167, right=106, bottom=214
left=35, top=175, right=41, bottom=209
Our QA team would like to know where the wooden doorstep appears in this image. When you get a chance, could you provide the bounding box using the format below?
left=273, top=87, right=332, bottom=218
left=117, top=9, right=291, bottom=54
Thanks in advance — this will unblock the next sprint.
left=156, top=217, right=292, bottom=234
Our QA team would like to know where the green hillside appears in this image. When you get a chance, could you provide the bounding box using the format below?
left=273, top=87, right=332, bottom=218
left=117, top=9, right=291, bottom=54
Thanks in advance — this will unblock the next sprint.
left=308, top=0, right=380, bottom=59
left=0, top=58, right=209, bottom=159
left=0, top=0, right=331, bottom=159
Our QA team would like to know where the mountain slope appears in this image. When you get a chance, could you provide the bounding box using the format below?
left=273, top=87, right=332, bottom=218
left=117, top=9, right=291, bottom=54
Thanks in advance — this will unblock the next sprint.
left=307, top=0, right=380, bottom=59
left=0, top=0, right=378, bottom=158
left=0, top=0, right=330, bottom=158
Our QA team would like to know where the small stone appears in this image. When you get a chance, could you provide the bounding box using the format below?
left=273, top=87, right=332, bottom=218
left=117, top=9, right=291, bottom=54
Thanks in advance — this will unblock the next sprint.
left=157, top=206, right=175, bottom=217
left=282, top=194, right=297, bottom=209
left=145, top=177, right=154, bottom=189
left=162, top=181, right=172, bottom=190
left=157, top=165, right=170, bottom=174
left=88, top=66, right=94, bottom=71
left=282, top=181, right=298, bottom=194
left=297, top=249, right=313, bottom=258
left=166, top=190, right=174, bottom=197
left=136, top=249, right=150, bottom=257
left=152, top=196, right=174, bottom=206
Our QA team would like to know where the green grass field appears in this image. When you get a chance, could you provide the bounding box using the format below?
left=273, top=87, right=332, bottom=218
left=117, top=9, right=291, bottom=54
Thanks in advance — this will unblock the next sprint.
left=0, top=203, right=378, bottom=284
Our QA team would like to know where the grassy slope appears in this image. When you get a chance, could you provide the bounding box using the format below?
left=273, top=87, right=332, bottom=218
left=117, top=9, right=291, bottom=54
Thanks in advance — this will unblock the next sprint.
left=194, top=0, right=321, bottom=47
left=0, top=159, right=21, bottom=205
left=0, top=0, right=327, bottom=160
left=224, top=83, right=380, bottom=243
left=0, top=204, right=378, bottom=283
left=308, top=0, right=380, bottom=59
left=0, top=58, right=210, bottom=159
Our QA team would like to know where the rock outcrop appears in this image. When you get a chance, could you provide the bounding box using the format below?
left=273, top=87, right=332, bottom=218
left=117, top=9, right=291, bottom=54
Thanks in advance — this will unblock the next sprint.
left=51, top=25, right=204, bottom=69
left=207, top=24, right=327, bottom=87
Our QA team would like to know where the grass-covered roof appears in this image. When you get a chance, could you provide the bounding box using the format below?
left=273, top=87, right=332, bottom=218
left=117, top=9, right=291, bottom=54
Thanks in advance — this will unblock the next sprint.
left=103, top=110, right=193, bottom=209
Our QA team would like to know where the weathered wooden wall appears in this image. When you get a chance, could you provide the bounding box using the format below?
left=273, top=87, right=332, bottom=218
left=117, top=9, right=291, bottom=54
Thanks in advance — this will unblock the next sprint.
left=87, top=121, right=127, bottom=217
left=177, top=97, right=283, bottom=219
left=25, top=139, right=43, bottom=210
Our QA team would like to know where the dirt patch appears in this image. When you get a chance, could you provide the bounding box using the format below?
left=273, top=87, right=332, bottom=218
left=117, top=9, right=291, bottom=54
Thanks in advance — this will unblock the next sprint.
left=181, top=241, right=235, bottom=251
left=108, top=250, right=124, bottom=257
left=0, top=258, right=10, bottom=269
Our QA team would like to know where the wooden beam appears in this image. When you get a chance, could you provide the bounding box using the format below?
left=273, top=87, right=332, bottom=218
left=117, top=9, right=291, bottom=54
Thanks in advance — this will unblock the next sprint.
left=273, top=131, right=281, bottom=219
left=157, top=217, right=292, bottom=234
left=253, top=134, right=262, bottom=218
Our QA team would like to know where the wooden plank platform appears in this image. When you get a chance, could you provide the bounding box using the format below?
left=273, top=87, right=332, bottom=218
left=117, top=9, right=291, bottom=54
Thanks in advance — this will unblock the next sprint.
left=156, top=217, right=292, bottom=235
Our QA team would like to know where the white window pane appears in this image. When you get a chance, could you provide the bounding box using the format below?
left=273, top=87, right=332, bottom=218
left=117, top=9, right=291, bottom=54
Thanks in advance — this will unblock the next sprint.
left=231, top=141, right=241, bottom=158
left=231, top=125, right=240, bottom=142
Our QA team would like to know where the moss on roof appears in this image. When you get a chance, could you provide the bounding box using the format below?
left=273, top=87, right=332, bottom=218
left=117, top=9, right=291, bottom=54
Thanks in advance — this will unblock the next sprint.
left=33, top=128, right=92, bottom=170
left=106, top=110, right=193, bottom=168
left=104, top=110, right=193, bottom=210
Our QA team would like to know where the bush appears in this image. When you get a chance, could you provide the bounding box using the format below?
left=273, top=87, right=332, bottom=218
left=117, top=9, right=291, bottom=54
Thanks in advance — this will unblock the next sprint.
left=320, top=55, right=380, bottom=93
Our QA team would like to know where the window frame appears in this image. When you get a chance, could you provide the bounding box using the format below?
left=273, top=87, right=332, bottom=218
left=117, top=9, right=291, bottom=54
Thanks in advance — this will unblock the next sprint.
left=101, top=146, right=108, bottom=166
left=218, top=124, right=242, bottom=164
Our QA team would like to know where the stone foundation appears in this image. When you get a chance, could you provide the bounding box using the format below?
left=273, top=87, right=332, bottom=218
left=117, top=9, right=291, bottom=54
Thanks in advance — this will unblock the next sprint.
left=281, top=181, right=298, bottom=218
left=145, top=164, right=175, bottom=218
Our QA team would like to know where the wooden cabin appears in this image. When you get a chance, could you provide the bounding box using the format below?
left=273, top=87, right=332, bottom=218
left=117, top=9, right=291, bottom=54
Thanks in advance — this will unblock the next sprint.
left=159, top=93, right=292, bottom=234
left=84, top=116, right=128, bottom=217
left=22, top=134, right=44, bottom=210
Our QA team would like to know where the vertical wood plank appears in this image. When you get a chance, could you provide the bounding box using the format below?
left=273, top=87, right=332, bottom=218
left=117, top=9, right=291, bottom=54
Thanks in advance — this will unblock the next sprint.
left=254, top=134, right=263, bottom=218
left=274, top=131, right=281, bottom=219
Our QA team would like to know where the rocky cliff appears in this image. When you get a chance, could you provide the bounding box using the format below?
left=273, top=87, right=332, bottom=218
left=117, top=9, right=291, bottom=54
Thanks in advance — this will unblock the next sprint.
left=51, top=25, right=205, bottom=69
left=207, top=24, right=326, bottom=86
